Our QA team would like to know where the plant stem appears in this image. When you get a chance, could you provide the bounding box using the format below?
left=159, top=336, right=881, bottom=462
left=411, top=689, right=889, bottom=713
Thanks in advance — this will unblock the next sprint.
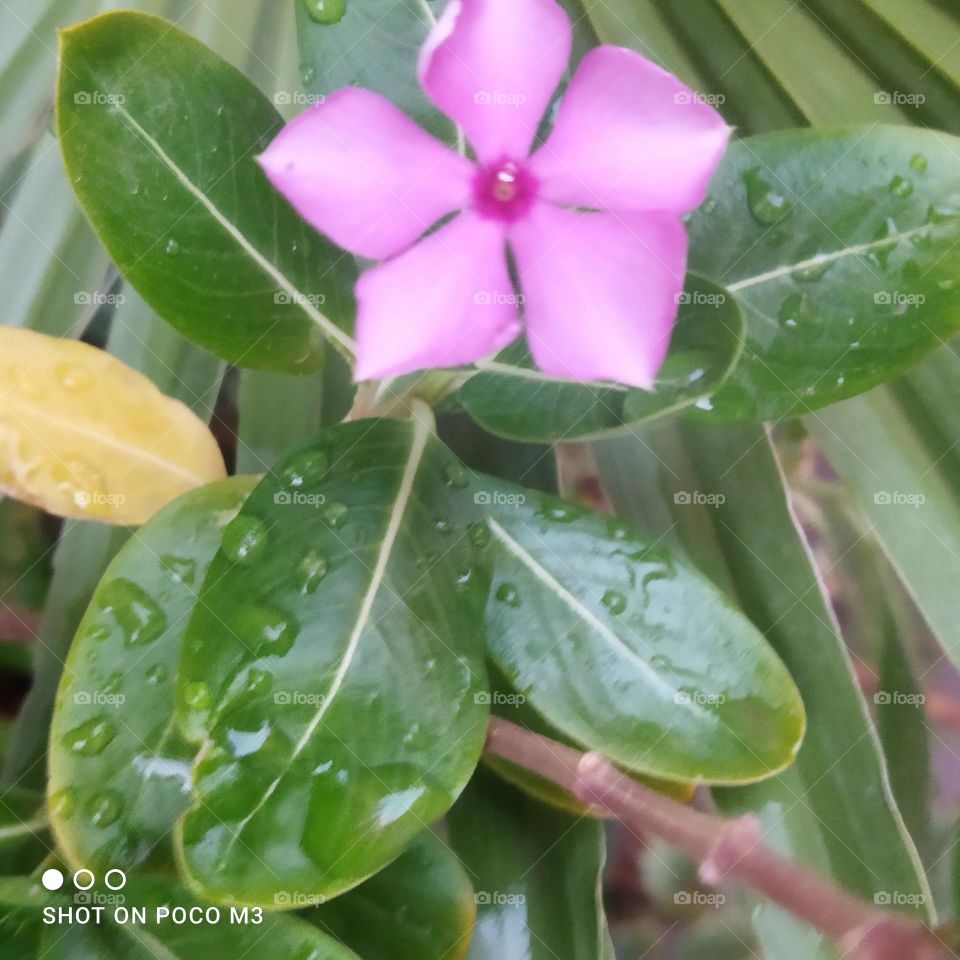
left=484, top=717, right=950, bottom=960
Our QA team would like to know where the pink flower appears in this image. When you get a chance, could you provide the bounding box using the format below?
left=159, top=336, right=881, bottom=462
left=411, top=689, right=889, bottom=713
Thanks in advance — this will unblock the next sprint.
left=259, top=0, right=730, bottom=388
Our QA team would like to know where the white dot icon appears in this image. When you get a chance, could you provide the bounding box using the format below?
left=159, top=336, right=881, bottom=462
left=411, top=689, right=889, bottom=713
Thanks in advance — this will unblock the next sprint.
left=41, top=869, right=64, bottom=891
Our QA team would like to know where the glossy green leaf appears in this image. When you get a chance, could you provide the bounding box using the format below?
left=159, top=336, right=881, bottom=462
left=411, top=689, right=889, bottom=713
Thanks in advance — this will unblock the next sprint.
left=47, top=476, right=256, bottom=873
left=448, top=768, right=611, bottom=960
left=473, top=479, right=805, bottom=784
left=806, top=374, right=960, bottom=673
left=0, top=789, right=46, bottom=853
left=296, top=0, right=453, bottom=142
left=459, top=276, right=743, bottom=443
left=176, top=418, right=489, bottom=905
left=687, top=126, right=960, bottom=421
left=57, top=11, right=357, bottom=373
left=0, top=875, right=360, bottom=960
left=307, top=830, right=475, bottom=960
left=594, top=420, right=931, bottom=946
left=482, top=664, right=694, bottom=813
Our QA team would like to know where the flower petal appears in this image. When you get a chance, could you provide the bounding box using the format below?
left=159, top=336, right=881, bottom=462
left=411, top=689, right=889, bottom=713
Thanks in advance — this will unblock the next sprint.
left=529, top=46, right=731, bottom=212
left=258, top=88, right=474, bottom=260
left=419, top=0, right=571, bottom=162
left=355, top=212, right=521, bottom=380
left=510, top=204, right=687, bottom=388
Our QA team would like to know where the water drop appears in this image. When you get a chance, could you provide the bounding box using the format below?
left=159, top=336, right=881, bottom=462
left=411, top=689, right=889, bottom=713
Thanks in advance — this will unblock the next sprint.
left=53, top=361, right=93, bottom=392
left=455, top=568, right=473, bottom=590
left=183, top=681, right=212, bottom=711
left=302, top=0, right=346, bottom=24
left=443, top=462, right=469, bottom=489
left=910, top=153, right=928, bottom=173
left=146, top=663, right=168, bottom=685
left=495, top=583, right=521, bottom=607
left=300, top=64, right=317, bottom=85
left=467, top=522, right=491, bottom=549
left=777, top=292, right=815, bottom=330
left=50, top=788, right=76, bottom=819
left=88, top=790, right=122, bottom=827
left=280, top=448, right=329, bottom=488
left=743, top=167, right=792, bottom=225
left=795, top=256, right=834, bottom=283
left=62, top=716, right=117, bottom=756
left=539, top=502, right=578, bottom=523
left=297, top=550, right=329, bottom=594
left=221, top=515, right=269, bottom=564
left=888, top=175, right=913, bottom=198
left=322, top=502, right=348, bottom=528
left=164, top=238, right=181, bottom=256
left=434, top=517, right=453, bottom=534
left=98, top=579, right=167, bottom=648
left=161, top=554, right=196, bottom=585
left=601, top=589, right=627, bottom=615
left=234, top=604, right=299, bottom=657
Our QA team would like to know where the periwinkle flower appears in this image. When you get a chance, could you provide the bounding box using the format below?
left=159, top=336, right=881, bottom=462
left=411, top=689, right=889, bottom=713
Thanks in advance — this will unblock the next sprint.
left=259, top=0, right=730, bottom=387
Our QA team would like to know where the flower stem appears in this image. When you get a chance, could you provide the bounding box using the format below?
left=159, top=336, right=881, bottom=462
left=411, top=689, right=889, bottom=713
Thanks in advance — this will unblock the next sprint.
left=484, top=717, right=950, bottom=960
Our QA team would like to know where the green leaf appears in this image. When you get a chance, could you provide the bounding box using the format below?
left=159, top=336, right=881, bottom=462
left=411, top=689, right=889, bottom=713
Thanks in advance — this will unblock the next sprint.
left=0, top=875, right=360, bottom=959
left=482, top=664, right=694, bottom=813
left=458, top=276, right=743, bottom=442
left=448, top=768, right=611, bottom=960
left=57, top=10, right=357, bottom=373
left=46, top=476, right=256, bottom=873
left=806, top=374, right=960, bottom=674
left=0, top=789, right=46, bottom=853
left=175, top=418, right=489, bottom=905
left=594, top=420, right=931, bottom=933
left=473, top=479, right=805, bottom=784
left=688, top=126, right=960, bottom=421
left=307, top=830, right=476, bottom=960
left=296, top=0, right=453, bottom=143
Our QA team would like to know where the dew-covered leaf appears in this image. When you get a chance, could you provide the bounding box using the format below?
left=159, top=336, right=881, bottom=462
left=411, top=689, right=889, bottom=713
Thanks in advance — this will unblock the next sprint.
left=47, top=477, right=256, bottom=873
left=0, top=327, right=225, bottom=525
left=175, top=419, right=489, bottom=905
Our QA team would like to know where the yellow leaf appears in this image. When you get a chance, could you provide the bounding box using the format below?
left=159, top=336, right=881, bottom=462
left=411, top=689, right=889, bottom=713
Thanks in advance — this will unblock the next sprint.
left=0, top=327, right=226, bottom=525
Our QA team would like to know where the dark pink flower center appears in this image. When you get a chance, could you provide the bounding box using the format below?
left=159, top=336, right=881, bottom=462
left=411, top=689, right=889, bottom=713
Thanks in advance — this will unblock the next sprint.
left=473, top=159, right=539, bottom=222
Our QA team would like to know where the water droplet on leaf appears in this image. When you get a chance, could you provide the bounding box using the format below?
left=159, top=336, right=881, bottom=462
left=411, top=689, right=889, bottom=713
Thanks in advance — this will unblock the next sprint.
left=221, top=515, right=269, bottom=564
left=303, top=0, right=346, bottom=24
left=743, top=168, right=792, bottom=225
left=62, top=716, right=117, bottom=756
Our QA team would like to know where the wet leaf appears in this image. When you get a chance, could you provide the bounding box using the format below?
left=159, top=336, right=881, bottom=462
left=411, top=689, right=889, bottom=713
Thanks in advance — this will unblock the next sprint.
left=0, top=327, right=225, bottom=525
